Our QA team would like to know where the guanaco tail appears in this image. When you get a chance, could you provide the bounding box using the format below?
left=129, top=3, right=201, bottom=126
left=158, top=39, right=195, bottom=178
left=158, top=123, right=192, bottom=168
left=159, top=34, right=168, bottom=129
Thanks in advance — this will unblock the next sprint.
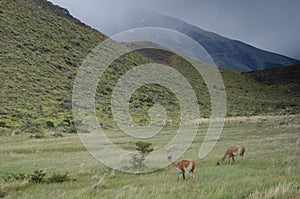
left=167, top=154, right=195, bottom=180
left=217, top=145, right=245, bottom=165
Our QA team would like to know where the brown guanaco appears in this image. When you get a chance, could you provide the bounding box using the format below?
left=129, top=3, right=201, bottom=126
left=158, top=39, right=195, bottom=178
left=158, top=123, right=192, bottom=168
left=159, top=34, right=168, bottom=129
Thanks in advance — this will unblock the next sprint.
left=217, top=145, right=245, bottom=165
left=167, top=154, right=195, bottom=180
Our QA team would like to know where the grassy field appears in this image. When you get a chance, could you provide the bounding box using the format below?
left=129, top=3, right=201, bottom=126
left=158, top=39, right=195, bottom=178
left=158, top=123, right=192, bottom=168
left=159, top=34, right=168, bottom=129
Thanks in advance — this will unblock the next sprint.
left=0, top=115, right=299, bottom=199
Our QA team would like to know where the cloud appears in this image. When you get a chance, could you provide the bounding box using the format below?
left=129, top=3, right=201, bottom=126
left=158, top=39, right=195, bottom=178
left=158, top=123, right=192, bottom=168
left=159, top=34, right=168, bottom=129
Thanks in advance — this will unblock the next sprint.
left=49, top=0, right=300, bottom=60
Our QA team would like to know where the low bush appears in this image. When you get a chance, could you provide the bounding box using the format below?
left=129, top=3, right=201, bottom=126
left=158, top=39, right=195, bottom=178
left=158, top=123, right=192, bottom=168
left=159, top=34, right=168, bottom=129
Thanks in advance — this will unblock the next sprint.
left=46, top=121, right=55, bottom=129
left=29, top=132, right=45, bottom=139
left=0, top=188, right=6, bottom=198
left=3, top=172, right=27, bottom=183
left=3, top=170, right=74, bottom=185
left=62, top=126, right=77, bottom=134
left=29, top=169, right=46, bottom=183
left=51, top=132, right=64, bottom=137
left=47, top=172, right=71, bottom=183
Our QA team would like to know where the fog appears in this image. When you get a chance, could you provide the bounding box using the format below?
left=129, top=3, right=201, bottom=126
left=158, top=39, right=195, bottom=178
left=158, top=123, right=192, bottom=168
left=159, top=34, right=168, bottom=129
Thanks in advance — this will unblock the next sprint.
left=49, top=0, right=300, bottom=60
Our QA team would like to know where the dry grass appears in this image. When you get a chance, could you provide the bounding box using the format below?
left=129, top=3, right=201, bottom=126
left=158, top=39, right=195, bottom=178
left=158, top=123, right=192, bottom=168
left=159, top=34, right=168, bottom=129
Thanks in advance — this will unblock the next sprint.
left=191, top=114, right=300, bottom=126
left=247, top=181, right=299, bottom=199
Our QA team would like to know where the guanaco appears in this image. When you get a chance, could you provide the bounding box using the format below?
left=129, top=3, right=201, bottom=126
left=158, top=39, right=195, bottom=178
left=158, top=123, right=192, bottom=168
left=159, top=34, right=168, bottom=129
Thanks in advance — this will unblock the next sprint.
left=167, top=154, right=195, bottom=180
left=217, top=145, right=245, bottom=165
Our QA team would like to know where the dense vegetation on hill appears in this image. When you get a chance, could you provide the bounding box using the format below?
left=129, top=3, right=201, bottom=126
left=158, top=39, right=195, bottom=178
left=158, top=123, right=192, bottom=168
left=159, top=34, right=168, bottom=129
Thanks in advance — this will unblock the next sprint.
left=135, top=47, right=299, bottom=117
left=0, top=0, right=299, bottom=133
left=0, top=0, right=106, bottom=130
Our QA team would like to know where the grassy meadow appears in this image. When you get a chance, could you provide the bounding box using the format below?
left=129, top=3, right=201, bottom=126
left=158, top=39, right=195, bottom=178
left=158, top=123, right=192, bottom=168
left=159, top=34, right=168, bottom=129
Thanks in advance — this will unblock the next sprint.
left=1, top=1, right=299, bottom=199
left=0, top=115, right=299, bottom=199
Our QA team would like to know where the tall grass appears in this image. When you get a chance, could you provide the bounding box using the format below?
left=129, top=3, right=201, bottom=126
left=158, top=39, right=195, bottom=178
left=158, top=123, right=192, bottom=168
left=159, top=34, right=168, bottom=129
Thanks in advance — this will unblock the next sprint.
left=247, top=181, right=299, bottom=199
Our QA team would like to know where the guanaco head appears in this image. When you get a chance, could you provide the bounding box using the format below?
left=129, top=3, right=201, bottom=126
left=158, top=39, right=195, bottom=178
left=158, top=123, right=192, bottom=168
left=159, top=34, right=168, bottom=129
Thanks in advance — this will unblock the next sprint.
left=167, top=154, right=173, bottom=162
left=217, top=160, right=222, bottom=165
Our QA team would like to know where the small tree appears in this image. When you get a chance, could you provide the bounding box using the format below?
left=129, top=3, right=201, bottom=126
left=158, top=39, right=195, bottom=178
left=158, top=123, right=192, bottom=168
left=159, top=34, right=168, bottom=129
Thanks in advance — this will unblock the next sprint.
left=131, top=141, right=153, bottom=171
left=136, top=141, right=153, bottom=159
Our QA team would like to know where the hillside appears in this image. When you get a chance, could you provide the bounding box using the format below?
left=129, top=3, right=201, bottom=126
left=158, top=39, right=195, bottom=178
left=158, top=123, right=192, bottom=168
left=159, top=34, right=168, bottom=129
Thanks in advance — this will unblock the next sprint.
left=0, top=0, right=106, bottom=129
left=244, top=64, right=300, bottom=90
left=0, top=0, right=299, bottom=132
left=110, top=8, right=299, bottom=71
left=132, top=47, right=300, bottom=117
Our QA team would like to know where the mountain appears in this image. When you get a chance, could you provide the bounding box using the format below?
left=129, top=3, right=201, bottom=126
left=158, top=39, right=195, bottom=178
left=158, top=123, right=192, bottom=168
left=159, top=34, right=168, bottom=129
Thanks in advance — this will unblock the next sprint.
left=0, top=0, right=299, bottom=132
left=109, top=8, right=299, bottom=71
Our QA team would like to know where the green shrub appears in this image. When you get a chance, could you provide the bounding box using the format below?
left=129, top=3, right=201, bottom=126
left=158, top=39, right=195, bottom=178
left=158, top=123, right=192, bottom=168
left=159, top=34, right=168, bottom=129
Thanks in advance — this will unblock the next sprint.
left=58, top=118, right=74, bottom=127
left=21, top=122, right=46, bottom=137
left=29, top=132, right=45, bottom=139
left=2, top=176, right=11, bottom=183
left=0, top=188, right=6, bottom=198
left=3, top=170, right=75, bottom=185
left=51, top=132, right=64, bottom=137
left=0, top=122, right=7, bottom=128
left=130, top=141, right=154, bottom=171
left=130, top=153, right=143, bottom=171
left=47, top=172, right=71, bottom=183
left=11, top=172, right=27, bottom=181
left=0, top=128, right=12, bottom=136
left=62, top=126, right=77, bottom=134
left=135, top=141, right=154, bottom=155
left=46, top=121, right=55, bottom=129
left=29, top=170, right=46, bottom=183
left=3, top=172, right=27, bottom=183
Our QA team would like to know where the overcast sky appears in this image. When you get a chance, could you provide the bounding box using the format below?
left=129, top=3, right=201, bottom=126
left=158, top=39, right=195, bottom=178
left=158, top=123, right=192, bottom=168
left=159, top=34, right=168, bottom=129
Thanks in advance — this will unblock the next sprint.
left=49, top=0, right=300, bottom=60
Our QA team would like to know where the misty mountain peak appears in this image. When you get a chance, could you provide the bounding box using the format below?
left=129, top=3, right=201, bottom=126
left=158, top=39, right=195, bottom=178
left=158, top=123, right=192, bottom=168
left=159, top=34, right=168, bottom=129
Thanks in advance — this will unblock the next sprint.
left=113, top=8, right=299, bottom=70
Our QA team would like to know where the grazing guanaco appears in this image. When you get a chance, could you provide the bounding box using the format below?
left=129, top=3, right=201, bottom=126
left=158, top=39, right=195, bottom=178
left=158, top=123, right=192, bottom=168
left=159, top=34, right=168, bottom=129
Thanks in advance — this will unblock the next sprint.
left=167, top=154, right=195, bottom=180
left=217, top=145, right=245, bottom=165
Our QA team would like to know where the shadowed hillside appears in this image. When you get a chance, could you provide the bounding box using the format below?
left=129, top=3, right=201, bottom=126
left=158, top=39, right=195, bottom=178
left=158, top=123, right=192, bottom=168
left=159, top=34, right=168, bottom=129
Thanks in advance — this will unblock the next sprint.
left=132, top=46, right=299, bottom=117
left=243, top=64, right=300, bottom=93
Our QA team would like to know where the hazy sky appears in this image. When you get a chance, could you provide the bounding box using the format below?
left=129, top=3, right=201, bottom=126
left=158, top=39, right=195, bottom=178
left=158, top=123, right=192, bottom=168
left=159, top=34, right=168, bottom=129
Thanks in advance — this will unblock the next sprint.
left=49, top=0, right=300, bottom=60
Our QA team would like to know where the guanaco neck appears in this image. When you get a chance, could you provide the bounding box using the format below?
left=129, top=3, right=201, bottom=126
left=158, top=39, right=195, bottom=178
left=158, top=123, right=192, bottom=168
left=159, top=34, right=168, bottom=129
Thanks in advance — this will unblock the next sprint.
left=169, top=159, right=175, bottom=166
left=220, top=153, right=227, bottom=162
left=168, top=157, right=178, bottom=168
